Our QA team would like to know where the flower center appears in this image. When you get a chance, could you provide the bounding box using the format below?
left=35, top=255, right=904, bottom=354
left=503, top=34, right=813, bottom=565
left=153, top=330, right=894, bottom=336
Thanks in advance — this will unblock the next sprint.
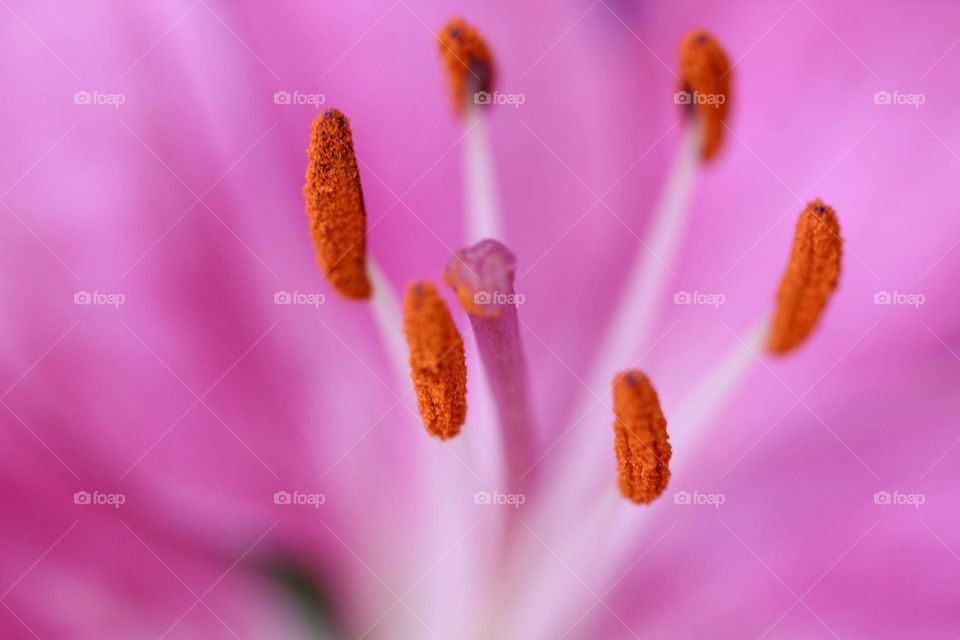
left=299, top=21, right=848, bottom=640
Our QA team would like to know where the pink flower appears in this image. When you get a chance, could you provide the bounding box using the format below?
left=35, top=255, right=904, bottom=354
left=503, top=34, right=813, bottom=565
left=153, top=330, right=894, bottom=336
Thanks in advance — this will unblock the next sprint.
left=1, top=1, right=959, bottom=638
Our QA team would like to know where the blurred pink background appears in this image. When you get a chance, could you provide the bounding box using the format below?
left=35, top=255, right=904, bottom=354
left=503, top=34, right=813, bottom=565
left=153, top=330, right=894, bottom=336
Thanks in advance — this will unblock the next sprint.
left=1, top=0, right=959, bottom=638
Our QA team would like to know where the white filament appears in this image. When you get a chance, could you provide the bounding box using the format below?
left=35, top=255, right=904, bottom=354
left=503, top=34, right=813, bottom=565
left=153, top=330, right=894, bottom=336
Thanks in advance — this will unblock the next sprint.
left=668, top=316, right=769, bottom=454
left=461, top=105, right=517, bottom=489
left=367, top=258, right=409, bottom=393
left=463, top=107, right=504, bottom=243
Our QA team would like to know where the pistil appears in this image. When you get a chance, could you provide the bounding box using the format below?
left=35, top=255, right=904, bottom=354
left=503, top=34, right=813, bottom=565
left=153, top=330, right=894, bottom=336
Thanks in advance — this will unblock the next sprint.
left=445, top=239, right=534, bottom=489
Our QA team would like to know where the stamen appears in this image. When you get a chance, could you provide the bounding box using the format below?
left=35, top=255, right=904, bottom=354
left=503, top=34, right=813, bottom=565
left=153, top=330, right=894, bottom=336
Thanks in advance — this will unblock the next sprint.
left=444, top=239, right=534, bottom=486
left=402, top=281, right=468, bottom=439
left=518, top=27, right=730, bottom=517
left=532, top=119, right=702, bottom=519
left=438, top=17, right=494, bottom=112
left=768, top=199, right=842, bottom=354
left=438, top=17, right=503, bottom=241
left=542, top=33, right=728, bottom=486
left=679, top=29, right=731, bottom=160
left=303, top=111, right=409, bottom=392
left=304, top=108, right=371, bottom=299
left=493, top=322, right=767, bottom=639
left=612, top=370, right=672, bottom=503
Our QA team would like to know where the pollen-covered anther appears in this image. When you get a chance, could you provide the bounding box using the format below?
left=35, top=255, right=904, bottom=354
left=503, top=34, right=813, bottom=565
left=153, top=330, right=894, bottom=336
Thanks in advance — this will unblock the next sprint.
left=304, top=108, right=372, bottom=300
left=678, top=29, right=732, bottom=161
left=768, top=199, right=843, bottom=354
left=403, top=282, right=468, bottom=439
left=612, top=370, right=672, bottom=504
left=438, top=16, right=494, bottom=112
